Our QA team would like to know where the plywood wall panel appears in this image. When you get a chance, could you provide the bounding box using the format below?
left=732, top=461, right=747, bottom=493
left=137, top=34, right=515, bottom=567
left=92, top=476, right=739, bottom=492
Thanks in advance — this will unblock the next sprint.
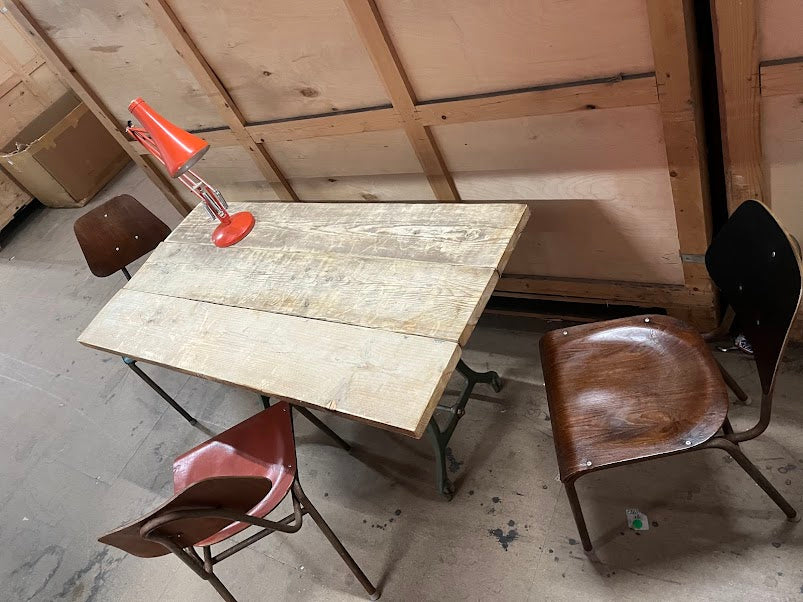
left=22, top=0, right=222, bottom=130
left=434, top=106, right=683, bottom=284
left=168, top=0, right=390, bottom=122
left=762, top=95, right=803, bottom=242
left=290, top=173, right=435, bottom=201
left=758, top=0, right=803, bottom=61
left=269, top=129, right=422, bottom=178
left=377, top=0, right=655, bottom=101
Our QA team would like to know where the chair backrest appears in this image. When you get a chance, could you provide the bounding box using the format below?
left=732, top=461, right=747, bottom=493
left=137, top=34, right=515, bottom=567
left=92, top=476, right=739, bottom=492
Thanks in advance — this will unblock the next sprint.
left=74, top=194, right=171, bottom=277
left=705, top=200, right=802, bottom=395
left=98, top=476, right=272, bottom=558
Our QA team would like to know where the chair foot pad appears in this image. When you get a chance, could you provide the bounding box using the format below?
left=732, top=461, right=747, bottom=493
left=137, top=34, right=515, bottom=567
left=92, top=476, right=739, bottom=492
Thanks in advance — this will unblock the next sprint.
left=787, top=513, right=801, bottom=523
left=370, top=590, right=382, bottom=600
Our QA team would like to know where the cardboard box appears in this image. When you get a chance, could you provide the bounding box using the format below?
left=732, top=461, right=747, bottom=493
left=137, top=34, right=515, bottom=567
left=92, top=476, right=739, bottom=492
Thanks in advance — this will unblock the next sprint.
left=1, top=93, right=130, bottom=208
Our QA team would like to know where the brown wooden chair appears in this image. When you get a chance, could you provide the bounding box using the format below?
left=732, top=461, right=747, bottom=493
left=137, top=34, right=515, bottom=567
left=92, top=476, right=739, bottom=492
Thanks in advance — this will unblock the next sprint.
left=540, top=200, right=801, bottom=551
left=74, top=194, right=196, bottom=424
left=99, top=401, right=380, bottom=601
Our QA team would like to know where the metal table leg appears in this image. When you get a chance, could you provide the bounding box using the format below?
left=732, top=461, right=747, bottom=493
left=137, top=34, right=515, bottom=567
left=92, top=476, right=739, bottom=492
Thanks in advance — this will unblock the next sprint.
left=426, top=359, right=502, bottom=500
left=123, top=357, right=197, bottom=425
left=261, top=395, right=350, bottom=450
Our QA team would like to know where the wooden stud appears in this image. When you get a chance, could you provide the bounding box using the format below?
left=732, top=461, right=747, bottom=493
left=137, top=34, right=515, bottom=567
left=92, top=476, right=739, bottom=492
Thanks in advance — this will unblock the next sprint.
left=129, top=75, right=660, bottom=155
left=140, top=0, right=298, bottom=202
left=415, top=75, right=658, bottom=127
left=760, top=59, right=803, bottom=97
left=342, top=0, right=459, bottom=201
left=711, top=0, right=765, bottom=213
left=4, top=0, right=191, bottom=216
left=646, top=0, right=714, bottom=290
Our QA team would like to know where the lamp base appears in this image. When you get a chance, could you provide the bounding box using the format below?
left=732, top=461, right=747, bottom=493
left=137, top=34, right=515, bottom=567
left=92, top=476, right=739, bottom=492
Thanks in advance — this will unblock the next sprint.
left=211, top=211, right=255, bottom=247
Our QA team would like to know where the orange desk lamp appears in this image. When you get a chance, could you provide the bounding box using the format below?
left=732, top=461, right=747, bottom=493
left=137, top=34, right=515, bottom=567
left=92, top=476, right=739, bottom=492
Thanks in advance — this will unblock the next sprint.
left=126, top=98, right=255, bottom=247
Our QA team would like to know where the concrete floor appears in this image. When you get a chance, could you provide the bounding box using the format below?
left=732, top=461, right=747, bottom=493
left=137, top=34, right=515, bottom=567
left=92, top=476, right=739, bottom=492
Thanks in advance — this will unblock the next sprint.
left=1, top=165, right=802, bottom=601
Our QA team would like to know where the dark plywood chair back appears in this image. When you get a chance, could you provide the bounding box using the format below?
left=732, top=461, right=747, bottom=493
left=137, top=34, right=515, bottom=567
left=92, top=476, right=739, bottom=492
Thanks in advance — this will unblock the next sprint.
left=98, top=476, right=272, bottom=558
left=705, top=200, right=803, bottom=395
left=74, top=194, right=171, bottom=277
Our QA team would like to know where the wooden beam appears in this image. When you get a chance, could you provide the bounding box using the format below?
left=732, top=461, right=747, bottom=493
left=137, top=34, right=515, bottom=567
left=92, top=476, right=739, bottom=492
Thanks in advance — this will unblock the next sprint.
left=646, top=0, right=714, bottom=289
left=496, top=274, right=715, bottom=309
left=760, top=59, right=803, bottom=97
left=141, top=0, right=298, bottom=202
left=4, top=0, right=191, bottom=216
left=251, top=107, right=402, bottom=142
left=130, top=77, right=660, bottom=156
left=343, top=0, right=459, bottom=201
left=415, top=75, right=658, bottom=126
left=711, top=0, right=765, bottom=213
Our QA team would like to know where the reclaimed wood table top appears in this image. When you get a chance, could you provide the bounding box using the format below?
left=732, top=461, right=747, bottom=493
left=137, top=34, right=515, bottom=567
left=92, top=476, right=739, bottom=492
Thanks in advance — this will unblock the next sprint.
left=79, top=202, right=529, bottom=438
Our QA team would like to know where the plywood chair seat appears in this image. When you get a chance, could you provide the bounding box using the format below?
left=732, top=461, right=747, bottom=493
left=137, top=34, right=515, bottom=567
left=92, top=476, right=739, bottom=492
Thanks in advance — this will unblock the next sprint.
left=541, top=200, right=802, bottom=551
left=172, top=408, right=298, bottom=546
left=542, top=315, right=729, bottom=482
left=99, top=402, right=379, bottom=601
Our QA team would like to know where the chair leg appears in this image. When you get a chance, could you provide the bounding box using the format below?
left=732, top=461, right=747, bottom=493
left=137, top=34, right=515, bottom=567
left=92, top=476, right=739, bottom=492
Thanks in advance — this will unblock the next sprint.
left=722, top=416, right=736, bottom=437
left=707, top=438, right=797, bottom=520
left=716, top=361, right=750, bottom=404
left=565, top=480, right=593, bottom=551
left=123, top=357, right=197, bottom=425
left=292, top=482, right=380, bottom=600
left=205, top=571, right=238, bottom=602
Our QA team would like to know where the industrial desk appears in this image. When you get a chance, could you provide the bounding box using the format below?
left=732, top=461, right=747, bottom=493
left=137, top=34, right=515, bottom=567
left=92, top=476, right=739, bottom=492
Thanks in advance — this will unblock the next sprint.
left=79, top=201, right=529, bottom=497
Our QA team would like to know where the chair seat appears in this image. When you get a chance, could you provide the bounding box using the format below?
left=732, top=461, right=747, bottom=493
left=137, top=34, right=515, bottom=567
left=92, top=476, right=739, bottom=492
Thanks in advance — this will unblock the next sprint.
left=540, top=315, right=729, bottom=482
left=172, top=404, right=297, bottom=546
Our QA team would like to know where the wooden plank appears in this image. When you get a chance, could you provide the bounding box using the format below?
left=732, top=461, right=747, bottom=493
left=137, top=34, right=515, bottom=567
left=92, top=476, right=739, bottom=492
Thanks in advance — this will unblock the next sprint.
left=760, top=60, right=803, bottom=97
left=125, top=74, right=660, bottom=153
left=711, top=0, right=766, bottom=212
left=167, top=202, right=529, bottom=272
left=496, top=274, right=715, bottom=308
left=646, top=0, right=714, bottom=289
left=127, top=241, right=497, bottom=345
left=343, top=0, right=459, bottom=201
left=140, top=0, right=297, bottom=202
left=78, top=288, right=461, bottom=438
left=4, top=0, right=191, bottom=216
left=415, top=75, right=658, bottom=127
left=251, top=107, right=402, bottom=142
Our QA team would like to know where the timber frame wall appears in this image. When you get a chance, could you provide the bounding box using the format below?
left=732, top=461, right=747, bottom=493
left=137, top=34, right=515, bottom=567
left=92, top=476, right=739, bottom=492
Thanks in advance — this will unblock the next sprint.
left=711, top=1, right=803, bottom=335
left=6, top=0, right=719, bottom=328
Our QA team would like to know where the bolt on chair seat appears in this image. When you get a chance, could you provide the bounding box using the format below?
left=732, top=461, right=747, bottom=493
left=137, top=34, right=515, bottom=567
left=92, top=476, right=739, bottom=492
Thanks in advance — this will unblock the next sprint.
left=543, top=315, right=729, bottom=483
left=541, top=200, right=802, bottom=551
left=99, top=401, right=379, bottom=601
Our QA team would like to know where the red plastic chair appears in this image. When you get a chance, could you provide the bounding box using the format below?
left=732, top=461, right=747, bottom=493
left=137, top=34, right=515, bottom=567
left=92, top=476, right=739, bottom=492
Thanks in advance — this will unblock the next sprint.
left=99, top=401, right=380, bottom=600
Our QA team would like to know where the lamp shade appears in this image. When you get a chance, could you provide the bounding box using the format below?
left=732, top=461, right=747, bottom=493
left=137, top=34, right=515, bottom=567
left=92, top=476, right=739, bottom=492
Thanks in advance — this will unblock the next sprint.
left=128, top=98, right=209, bottom=177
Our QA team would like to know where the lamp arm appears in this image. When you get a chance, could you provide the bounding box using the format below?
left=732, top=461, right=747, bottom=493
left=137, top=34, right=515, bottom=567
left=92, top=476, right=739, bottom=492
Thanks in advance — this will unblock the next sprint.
left=127, top=126, right=230, bottom=224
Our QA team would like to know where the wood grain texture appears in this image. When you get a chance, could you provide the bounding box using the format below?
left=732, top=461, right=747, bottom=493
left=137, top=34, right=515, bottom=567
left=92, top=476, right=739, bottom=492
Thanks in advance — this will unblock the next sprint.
left=757, top=0, right=803, bottom=61
left=433, top=106, right=684, bottom=284
left=127, top=240, right=498, bottom=344
left=646, top=0, right=713, bottom=262
left=760, top=61, right=803, bottom=97
left=166, top=0, right=389, bottom=122
left=79, top=288, right=461, bottom=438
left=376, top=0, right=655, bottom=101
left=5, top=0, right=191, bottom=216
left=541, top=314, right=728, bottom=482
left=711, top=0, right=766, bottom=212
left=343, top=0, right=459, bottom=201
left=414, top=75, right=658, bottom=127
left=140, top=0, right=297, bottom=202
left=166, top=202, right=529, bottom=272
